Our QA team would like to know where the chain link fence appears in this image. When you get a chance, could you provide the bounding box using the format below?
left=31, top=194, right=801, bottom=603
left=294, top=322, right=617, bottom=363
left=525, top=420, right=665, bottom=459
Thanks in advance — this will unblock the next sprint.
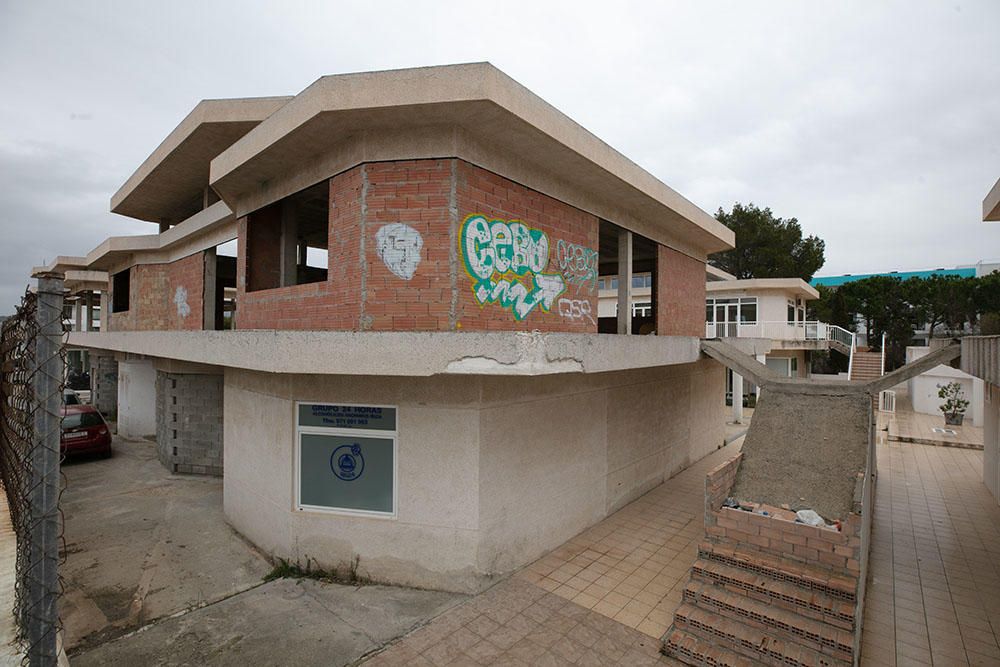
left=0, top=277, right=66, bottom=666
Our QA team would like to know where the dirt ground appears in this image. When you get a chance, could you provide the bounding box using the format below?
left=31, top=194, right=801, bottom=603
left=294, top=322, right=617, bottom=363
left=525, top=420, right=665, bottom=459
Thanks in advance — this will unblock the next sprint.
left=730, top=389, right=870, bottom=520
left=60, top=436, right=272, bottom=653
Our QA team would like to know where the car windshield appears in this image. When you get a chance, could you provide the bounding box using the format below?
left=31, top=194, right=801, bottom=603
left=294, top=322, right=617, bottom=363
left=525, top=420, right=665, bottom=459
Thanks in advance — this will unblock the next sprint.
left=63, top=412, right=104, bottom=429
left=63, top=392, right=80, bottom=405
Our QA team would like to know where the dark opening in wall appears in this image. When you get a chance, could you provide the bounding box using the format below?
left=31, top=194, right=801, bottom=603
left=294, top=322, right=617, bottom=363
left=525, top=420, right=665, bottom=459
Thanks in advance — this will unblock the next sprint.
left=112, top=269, right=131, bottom=313
left=246, top=179, right=330, bottom=292
left=596, top=220, right=658, bottom=334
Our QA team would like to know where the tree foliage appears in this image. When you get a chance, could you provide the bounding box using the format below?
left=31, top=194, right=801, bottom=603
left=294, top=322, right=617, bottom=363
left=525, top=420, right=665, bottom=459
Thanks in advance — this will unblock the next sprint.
left=709, top=203, right=826, bottom=281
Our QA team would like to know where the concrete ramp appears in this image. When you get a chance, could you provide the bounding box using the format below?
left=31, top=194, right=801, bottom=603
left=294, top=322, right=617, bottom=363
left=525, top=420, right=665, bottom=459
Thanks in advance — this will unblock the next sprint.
left=730, top=388, right=870, bottom=520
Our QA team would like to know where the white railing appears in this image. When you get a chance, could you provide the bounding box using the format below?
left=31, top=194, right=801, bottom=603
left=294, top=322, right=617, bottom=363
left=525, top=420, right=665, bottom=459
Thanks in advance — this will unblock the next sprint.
left=705, top=320, right=855, bottom=348
left=879, top=390, right=896, bottom=413
left=879, top=332, right=887, bottom=375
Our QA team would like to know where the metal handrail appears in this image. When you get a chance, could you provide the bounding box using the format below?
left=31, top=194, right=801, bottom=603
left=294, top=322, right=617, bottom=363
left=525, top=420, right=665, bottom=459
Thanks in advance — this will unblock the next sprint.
left=880, top=332, right=887, bottom=376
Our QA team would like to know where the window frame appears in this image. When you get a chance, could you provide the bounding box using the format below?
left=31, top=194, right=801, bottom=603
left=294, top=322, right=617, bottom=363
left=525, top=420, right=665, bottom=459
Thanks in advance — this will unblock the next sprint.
left=294, top=401, right=399, bottom=519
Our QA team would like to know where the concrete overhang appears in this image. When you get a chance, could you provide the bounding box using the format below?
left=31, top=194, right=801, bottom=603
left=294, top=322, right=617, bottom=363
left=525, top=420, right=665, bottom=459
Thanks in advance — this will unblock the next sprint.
left=705, top=277, right=819, bottom=301
left=111, top=96, right=292, bottom=223
left=706, top=264, right=737, bottom=282
left=33, top=201, right=235, bottom=275
left=984, top=177, right=1000, bottom=222
left=66, top=330, right=702, bottom=376
left=208, top=63, right=734, bottom=259
left=64, top=270, right=109, bottom=295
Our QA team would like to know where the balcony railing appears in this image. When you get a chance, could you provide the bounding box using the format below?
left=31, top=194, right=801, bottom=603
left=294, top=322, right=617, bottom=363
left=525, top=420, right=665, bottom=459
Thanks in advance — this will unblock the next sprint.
left=704, top=320, right=856, bottom=352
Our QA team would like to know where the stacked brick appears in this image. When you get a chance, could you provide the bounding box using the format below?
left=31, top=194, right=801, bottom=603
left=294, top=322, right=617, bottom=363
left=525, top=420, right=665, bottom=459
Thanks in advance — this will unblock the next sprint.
left=154, top=372, right=224, bottom=476
left=108, top=252, right=205, bottom=331
left=89, top=354, right=118, bottom=420
left=662, top=453, right=863, bottom=666
left=657, top=245, right=708, bottom=338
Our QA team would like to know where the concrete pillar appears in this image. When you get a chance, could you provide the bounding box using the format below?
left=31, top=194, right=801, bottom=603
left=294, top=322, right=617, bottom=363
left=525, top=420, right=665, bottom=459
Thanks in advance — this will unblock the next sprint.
left=155, top=371, right=224, bottom=476
left=117, top=358, right=157, bottom=439
left=99, top=290, right=108, bottom=331
left=73, top=298, right=82, bottom=333
left=617, top=229, right=632, bottom=335
left=90, top=354, right=119, bottom=420
left=84, top=292, right=94, bottom=332
left=755, top=353, right=767, bottom=398
left=279, top=205, right=298, bottom=287
left=203, top=249, right=217, bottom=330
left=732, top=371, right=744, bottom=423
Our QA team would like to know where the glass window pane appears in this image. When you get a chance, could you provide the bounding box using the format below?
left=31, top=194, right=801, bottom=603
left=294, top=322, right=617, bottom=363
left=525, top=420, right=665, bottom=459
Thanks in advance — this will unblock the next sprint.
left=300, top=433, right=394, bottom=513
left=706, top=305, right=714, bottom=323
left=740, top=302, right=757, bottom=323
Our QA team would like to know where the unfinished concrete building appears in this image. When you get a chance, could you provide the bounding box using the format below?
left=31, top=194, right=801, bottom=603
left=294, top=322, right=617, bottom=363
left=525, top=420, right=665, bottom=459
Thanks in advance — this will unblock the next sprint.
left=35, top=63, right=737, bottom=594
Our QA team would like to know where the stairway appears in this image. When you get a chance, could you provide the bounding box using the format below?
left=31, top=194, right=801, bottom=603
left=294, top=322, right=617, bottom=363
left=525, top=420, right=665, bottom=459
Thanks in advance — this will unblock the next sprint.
left=662, top=540, right=857, bottom=666
left=849, top=350, right=882, bottom=383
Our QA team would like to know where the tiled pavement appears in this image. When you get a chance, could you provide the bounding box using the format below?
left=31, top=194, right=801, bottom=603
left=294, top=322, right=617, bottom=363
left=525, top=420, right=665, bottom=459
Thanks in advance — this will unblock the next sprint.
left=861, top=441, right=1000, bottom=665
left=363, top=442, right=743, bottom=665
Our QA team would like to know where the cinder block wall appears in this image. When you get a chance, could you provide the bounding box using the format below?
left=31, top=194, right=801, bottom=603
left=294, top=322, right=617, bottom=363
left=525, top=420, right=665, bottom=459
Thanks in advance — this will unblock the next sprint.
left=89, top=354, right=118, bottom=420
left=155, top=371, right=224, bottom=476
left=109, top=252, right=205, bottom=331
left=235, top=158, right=704, bottom=334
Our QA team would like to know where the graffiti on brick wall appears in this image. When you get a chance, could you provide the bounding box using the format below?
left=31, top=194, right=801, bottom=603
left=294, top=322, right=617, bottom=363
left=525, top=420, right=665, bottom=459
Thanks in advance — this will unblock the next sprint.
left=174, top=286, right=191, bottom=318
left=557, top=298, right=595, bottom=325
left=556, top=240, right=599, bottom=294
left=375, top=223, right=423, bottom=280
left=460, top=214, right=566, bottom=320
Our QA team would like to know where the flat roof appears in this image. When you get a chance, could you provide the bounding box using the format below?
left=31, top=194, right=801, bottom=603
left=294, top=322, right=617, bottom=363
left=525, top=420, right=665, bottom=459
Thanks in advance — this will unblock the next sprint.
left=985, top=177, right=1000, bottom=222
left=207, top=63, right=734, bottom=257
left=705, top=277, right=819, bottom=300
left=111, top=97, right=292, bottom=223
left=811, top=267, right=976, bottom=287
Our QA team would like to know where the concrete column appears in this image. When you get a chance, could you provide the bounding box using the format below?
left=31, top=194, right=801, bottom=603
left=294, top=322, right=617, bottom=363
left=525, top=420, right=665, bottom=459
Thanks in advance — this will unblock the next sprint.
left=732, top=371, right=744, bottom=423
left=90, top=354, right=119, bottom=420
left=617, top=229, right=632, bottom=335
left=279, top=205, right=298, bottom=287
left=99, top=290, right=109, bottom=331
left=755, top=353, right=767, bottom=398
left=73, top=298, right=82, bottom=333
left=117, top=358, right=157, bottom=439
left=203, top=249, right=217, bottom=330
left=84, top=291, right=94, bottom=332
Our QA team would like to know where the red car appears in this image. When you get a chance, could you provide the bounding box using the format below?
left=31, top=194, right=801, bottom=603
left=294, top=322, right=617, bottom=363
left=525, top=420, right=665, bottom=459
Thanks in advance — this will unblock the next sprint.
left=61, top=405, right=112, bottom=458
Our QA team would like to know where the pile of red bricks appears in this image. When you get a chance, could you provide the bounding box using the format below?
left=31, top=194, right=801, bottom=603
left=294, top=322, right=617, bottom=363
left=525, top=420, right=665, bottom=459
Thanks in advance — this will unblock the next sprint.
left=662, top=453, right=864, bottom=666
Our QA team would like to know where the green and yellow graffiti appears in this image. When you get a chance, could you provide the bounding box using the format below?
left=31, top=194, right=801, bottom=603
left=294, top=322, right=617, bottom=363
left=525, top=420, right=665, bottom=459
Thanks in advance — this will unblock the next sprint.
left=459, top=214, right=566, bottom=320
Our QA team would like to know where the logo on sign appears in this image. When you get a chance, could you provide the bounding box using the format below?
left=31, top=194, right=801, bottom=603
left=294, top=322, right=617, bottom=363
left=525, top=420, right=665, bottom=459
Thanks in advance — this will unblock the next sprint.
left=331, top=444, right=364, bottom=481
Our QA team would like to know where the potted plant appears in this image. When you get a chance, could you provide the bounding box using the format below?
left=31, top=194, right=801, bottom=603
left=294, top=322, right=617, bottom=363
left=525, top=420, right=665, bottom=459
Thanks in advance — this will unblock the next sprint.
left=938, top=381, right=969, bottom=426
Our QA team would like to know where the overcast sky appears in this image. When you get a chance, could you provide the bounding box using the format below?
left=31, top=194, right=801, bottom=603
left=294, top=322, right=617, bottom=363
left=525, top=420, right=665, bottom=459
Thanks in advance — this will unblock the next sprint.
left=1, top=0, right=998, bottom=312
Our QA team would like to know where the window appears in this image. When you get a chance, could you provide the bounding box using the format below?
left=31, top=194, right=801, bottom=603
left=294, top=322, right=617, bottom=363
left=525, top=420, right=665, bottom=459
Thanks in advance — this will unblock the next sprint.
left=247, top=180, right=330, bottom=292
left=632, top=302, right=652, bottom=317
left=631, top=274, right=652, bottom=289
left=112, top=269, right=130, bottom=312
left=295, top=403, right=397, bottom=516
left=706, top=304, right=714, bottom=323
left=739, top=298, right=757, bottom=324
left=787, top=301, right=796, bottom=323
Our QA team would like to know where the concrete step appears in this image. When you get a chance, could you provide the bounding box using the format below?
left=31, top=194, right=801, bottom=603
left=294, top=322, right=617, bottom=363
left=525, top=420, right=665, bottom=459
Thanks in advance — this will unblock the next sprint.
left=661, top=626, right=754, bottom=667
left=672, top=603, right=851, bottom=667
left=683, top=581, right=854, bottom=661
left=690, top=558, right=855, bottom=631
left=699, top=541, right=856, bottom=603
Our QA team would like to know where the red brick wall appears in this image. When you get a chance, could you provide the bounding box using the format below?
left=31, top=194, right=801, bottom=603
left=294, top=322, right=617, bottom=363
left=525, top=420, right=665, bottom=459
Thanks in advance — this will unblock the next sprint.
left=455, top=161, right=599, bottom=332
left=108, top=252, right=205, bottom=331
left=657, top=245, right=706, bottom=337
left=235, top=166, right=363, bottom=330
left=364, top=160, right=452, bottom=331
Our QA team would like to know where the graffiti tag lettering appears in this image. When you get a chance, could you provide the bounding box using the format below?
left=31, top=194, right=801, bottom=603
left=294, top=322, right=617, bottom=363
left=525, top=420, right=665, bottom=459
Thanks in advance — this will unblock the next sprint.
left=375, top=223, right=423, bottom=280
left=557, top=298, right=596, bottom=325
left=556, top=240, right=599, bottom=294
left=460, top=214, right=566, bottom=320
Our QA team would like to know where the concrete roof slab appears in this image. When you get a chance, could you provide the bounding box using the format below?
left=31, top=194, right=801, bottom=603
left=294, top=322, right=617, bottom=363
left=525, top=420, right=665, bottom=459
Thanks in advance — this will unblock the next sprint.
left=985, top=176, right=1000, bottom=222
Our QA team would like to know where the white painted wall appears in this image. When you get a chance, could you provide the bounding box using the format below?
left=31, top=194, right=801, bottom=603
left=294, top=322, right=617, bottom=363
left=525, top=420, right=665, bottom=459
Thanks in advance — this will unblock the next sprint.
left=223, top=359, right=725, bottom=593
left=116, top=358, right=157, bottom=439
left=984, top=382, right=1000, bottom=506
left=906, top=347, right=983, bottom=427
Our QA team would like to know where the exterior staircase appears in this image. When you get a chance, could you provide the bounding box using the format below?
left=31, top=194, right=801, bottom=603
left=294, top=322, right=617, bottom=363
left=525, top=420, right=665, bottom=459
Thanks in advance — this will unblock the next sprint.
left=848, top=348, right=882, bottom=383
left=663, top=539, right=857, bottom=667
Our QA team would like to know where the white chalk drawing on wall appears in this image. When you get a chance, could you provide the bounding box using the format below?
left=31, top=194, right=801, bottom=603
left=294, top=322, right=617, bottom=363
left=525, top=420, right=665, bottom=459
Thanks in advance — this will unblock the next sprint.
left=375, top=223, right=424, bottom=280
left=557, top=298, right=595, bottom=325
left=555, top=239, right=599, bottom=294
left=174, top=286, right=191, bottom=318
left=460, top=214, right=566, bottom=320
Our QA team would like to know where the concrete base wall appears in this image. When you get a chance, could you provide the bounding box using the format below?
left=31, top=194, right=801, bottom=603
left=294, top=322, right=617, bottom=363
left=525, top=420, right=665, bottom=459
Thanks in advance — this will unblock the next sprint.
left=223, top=358, right=725, bottom=593
left=985, top=382, right=1000, bottom=505
left=117, top=358, right=156, bottom=439
left=90, top=354, right=118, bottom=420
left=155, top=371, right=224, bottom=476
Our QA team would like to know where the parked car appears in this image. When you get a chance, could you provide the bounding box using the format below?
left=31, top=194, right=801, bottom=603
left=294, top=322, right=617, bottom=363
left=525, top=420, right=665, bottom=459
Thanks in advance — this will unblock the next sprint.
left=63, top=388, right=81, bottom=405
left=61, top=405, right=112, bottom=458
left=66, top=369, right=91, bottom=391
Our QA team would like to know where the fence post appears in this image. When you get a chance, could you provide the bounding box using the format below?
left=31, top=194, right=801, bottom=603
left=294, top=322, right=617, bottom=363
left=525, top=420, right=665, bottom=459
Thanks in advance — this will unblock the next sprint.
left=28, top=273, right=63, bottom=666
